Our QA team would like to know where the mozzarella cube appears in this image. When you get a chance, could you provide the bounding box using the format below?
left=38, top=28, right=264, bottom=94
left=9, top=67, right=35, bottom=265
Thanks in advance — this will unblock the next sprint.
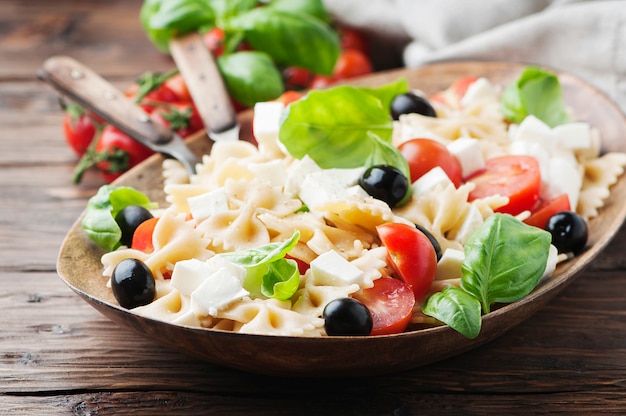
left=253, top=101, right=284, bottom=145
left=435, top=248, right=465, bottom=280
left=543, top=157, right=582, bottom=209
left=460, top=77, right=498, bottom=107
left=447, top=138, right=484, bottom=178
left=248, top=159, right=287, bottom=188
left=553, top=122, right=592, bottom=150
left=299, top=168, right=365, bottom=210
left=412, top=166, right=453, bottom=195
left=170, top=259, right=214, bottom=296
left=206, top=255, right=247, bottom=284
left=284, top=155, right=321, bottom=196
left=512, top=115, right=557, bottom=153
left=540, top=244, right=559, bottom=281
left=310, top=250, right=364, bottom=286
left=187, top=188, right=229, bottom=221
left=191, top=267, right=250, bottom=317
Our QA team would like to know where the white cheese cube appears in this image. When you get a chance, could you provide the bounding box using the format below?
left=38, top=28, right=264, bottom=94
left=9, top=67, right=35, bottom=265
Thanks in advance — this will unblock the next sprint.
left=206, top=255, right=247, bottom=284
left=171, top=259, right=214, bottom=296
left=512, top=115, right=557, bottom=153
left=299, top=168, right=365, bottom=210
left=447, top=138, right=484, bottom=178
left=284, top=155, right=322, bottom=197
left=540, top=244, right=559, bottom=281
left=543, top=157, right=582, bottom=209
left=248, top=159, right=287, bottom=188
left=310, top=250, right=364, bottom=286
left=191, top=267, right=250, bottom=317
left=253, top=101, right=284, bottom=145
left=187, top=188, right=229, bottom=221
left=435, top=248, right=465, bottom=280
left=460, top=77, right=498, bottom=107
left=412, top=166, right=453, bottom=195
left=553, top=122, right=592, bottom=150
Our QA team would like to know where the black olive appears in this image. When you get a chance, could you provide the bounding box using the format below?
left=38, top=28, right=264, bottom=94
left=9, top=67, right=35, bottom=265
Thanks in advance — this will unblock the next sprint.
left=115, top=205, right=154, bottom=247
left=415, top=223, right=442, bottom=261
left=323, top=298, right=373, bottom=336
left=390, top=92, right=437, bottom=120
left=111, top=258, right=156, bottom=309
left=359, top=165, right=409, bottom=208
left=546, top=211, right=588, bottom=255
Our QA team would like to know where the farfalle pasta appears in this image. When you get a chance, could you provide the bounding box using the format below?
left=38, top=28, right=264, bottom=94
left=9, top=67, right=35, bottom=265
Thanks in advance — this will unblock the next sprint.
left=98, top=71, right=626, bottom=339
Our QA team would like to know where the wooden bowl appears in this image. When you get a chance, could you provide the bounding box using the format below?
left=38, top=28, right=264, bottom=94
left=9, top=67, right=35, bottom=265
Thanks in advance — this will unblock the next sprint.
left=57, top=61, right=626, bottom=377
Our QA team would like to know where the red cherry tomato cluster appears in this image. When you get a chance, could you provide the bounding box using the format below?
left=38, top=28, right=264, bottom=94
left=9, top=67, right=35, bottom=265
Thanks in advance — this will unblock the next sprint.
left=64, top=71, right=205, bottom=184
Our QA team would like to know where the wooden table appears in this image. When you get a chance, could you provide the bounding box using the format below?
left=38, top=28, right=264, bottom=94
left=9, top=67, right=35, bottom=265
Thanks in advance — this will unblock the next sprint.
left=3, top=1, right=626, bottom=414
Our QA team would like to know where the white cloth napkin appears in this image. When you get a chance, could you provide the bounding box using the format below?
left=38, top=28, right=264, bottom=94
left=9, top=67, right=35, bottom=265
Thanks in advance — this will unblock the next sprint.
left=324, top=0, right=626, bottom=113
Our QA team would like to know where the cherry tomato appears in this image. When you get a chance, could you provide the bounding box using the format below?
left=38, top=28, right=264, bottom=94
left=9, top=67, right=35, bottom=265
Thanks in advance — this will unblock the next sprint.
left=94, top=125, right=155, bottom=182
left=524, top=193, right=571, bottom=229
left=376, top=223, right=438, bottom=302
left=338, top=26, right=369, bottom=54
left=467, top=155, right=541, bottom=216
left=430, top=76, right=478, bottom=107
left=285, top=254, right=310, bottom=275
left=202, top=27, right=225, bottom=57
left=131, top=217, right=159, bottom=253
left=332, top=49, right=373, bottom=80
left=163, top=73, right=192, bottom=103
left=352, top=277, right=415, bottom=336
left=398, top=138, right=463, bottom=187
left=282, top=66, right=314, bottom=90
left=149, top=101, right=204, bottom=138
left=275, top=90, right=304, bottom=106
left=62, top=103, right=100, bottom=156
left=309, top=75, right=335, bottom=89
left=124, top=72, right=180, bottom=104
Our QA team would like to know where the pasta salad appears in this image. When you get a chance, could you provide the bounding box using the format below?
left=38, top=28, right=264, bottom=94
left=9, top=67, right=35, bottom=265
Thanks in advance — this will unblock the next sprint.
left=82, top=66, right=626, bottom=339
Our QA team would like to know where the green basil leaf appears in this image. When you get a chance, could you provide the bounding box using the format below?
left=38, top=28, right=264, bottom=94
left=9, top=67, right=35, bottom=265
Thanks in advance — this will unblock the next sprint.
left=81, top=186, right=157, bottom=251
left=422, top=287, right=482, bottom=339
left=227, top=8, right=340, bottom=75
left=460, top=213, right=552, bottom=313
left=261, top=259, right=300, bottom=300
left=220, top=231, right=300, bottom=300
left=267, top=0, right=331, bottom=22
left=279, top=85, right=396, bottom=169
left=217, top=51, right=284, bottom=106
left=208, top=0, right=257, bottom=21
left=500, top=66, right=571, bottom=127
left=140, top=0, right=215, bottom=53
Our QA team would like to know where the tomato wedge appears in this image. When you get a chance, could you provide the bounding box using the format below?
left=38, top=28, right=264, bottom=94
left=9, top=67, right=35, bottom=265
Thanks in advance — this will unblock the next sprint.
left=467, top=155, right=541, bottom=216
left=524, top=193, right=571, bottom=229
left=376, top=223, right=437, bottom=302
left=131, top=217, right=159, bottom=253
left=353, top=277, right=415, bottom=336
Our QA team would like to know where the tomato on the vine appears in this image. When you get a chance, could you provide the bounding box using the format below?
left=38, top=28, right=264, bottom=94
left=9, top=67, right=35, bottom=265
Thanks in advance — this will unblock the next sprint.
left=398, top=138, right=463, bottom=186
left=202, top=27, right=225, bottom=57
left=352, top=277, right=415, bottom=336
left=524, top=193, right=571, bottom=229
left=467, top=155, right=541, bottom=216
left=376, top=223, right=438, bottom=302
left=338, top=26, right=369, bottom=54
left=332, top=49, right=373, bottom=80
left=282, top=66, right=314, bottom=90
left=62, top=102, right=101, bottom=156
left=149, top=101, right=204, bottom=138
left=76, top=125, right=154, bottom=183
left=163, top=73, right=192, bottom=103
left=124, top=71, right=180, bottom=104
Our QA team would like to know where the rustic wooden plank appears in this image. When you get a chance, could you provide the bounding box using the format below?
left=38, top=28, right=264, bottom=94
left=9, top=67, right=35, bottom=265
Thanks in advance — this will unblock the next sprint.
left=0, top=0, right=172, bottom=80
left=2, top=269, right=625, bottom=394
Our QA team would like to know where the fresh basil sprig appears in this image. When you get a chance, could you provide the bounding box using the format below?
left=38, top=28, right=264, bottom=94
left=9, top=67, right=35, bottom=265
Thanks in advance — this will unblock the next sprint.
left=219, top=231, right=301, bottom=301
left=500, top=66, right=571, bottom=127
left=139, top=0, right=340, bottom=105
left=81, top=185, right=157, bottom=251
left=422, top=214, right=552, bottom=339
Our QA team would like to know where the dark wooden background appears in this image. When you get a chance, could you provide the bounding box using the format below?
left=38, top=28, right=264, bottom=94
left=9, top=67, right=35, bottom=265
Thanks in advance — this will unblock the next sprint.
left=2, top=0, right=626, bottom=414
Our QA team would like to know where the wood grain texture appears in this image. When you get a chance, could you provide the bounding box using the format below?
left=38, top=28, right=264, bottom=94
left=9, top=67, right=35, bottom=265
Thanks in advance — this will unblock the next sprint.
left=2, top=0, right=626, bottom=414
